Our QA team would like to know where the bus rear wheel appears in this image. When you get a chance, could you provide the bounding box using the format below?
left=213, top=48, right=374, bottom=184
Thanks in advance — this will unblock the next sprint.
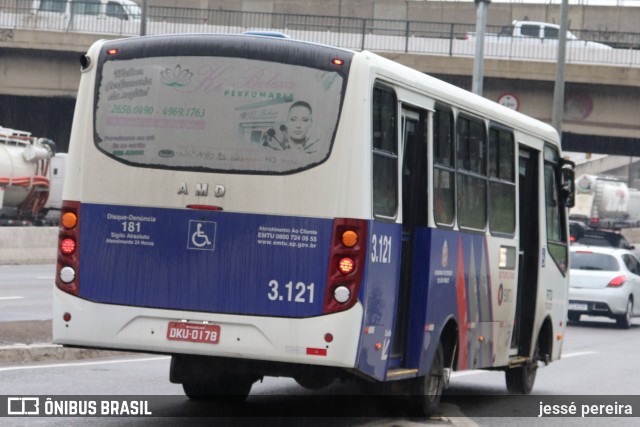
left=182, top=374, right=254, bottom=402
left=294, top=374, right=335, bottom=390
left=412, top=342, right=445, bottom=417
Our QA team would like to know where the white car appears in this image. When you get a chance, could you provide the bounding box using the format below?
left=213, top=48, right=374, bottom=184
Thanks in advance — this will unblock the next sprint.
left=568, top=246, right=640, bottom=328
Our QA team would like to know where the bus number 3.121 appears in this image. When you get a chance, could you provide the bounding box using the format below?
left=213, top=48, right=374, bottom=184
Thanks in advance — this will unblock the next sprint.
left=370, top=234, right=392, bottom=264
left=268, top=280, right=315, bottom=303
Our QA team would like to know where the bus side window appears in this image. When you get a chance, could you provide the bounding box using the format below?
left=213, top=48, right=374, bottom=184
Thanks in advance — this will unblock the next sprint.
left=433, top=106, right=455, bottom=227
left=456, top=114, right=487, bottom=231
left=488, top=126, right=515, bottom=235
left=372, top=85, right=398, bottom=219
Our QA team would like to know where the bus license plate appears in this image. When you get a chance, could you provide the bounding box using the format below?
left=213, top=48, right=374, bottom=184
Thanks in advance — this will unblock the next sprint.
left=568, top=303, right=588, bottom=311
left=167, top=322, right=220, bottom=344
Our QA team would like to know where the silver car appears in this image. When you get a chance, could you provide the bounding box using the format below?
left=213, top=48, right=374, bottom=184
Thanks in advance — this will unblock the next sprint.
left=568, top=246, right=640, bottom=328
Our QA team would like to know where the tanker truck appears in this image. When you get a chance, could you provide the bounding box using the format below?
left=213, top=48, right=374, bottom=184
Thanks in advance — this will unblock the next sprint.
left=0, top=125, right=65, bottom=226
left=569, top=174, right=637, bottom=229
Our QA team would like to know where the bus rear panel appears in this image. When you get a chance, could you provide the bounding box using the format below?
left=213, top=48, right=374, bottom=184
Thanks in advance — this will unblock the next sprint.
left=54, top=34, right=373, bottom=369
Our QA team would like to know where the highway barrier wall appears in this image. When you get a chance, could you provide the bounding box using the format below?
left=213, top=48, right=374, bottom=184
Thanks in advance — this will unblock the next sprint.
left=0, top=227, right=57, bottom=265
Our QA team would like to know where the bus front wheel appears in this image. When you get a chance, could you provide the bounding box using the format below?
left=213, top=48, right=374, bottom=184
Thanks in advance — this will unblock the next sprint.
left=505, top=341, right=539, bottom=394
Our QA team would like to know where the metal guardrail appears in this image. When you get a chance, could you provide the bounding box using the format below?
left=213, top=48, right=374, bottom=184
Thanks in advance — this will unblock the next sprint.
left=1, top=0, right=639, bottom=67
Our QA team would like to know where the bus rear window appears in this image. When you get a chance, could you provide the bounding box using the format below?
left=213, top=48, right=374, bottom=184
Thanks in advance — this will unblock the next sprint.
left=94, top=56, right=344, bottom=174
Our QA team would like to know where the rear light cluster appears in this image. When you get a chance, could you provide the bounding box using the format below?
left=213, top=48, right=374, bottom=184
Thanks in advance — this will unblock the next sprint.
left=607, top=275, right=627, bottom=288
left=322, top=218, right=367, bottom=314
left=56, top=201, right=81, bottom=295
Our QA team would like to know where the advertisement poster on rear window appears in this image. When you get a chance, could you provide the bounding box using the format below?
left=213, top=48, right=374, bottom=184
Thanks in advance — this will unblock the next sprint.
left=95, top=56, right=344, bottom=173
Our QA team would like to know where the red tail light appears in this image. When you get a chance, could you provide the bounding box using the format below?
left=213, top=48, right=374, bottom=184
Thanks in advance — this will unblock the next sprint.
left=607, top=275, right=627, bottom=287
left=56, top=200, right=81, bottom=295
left=60, top=238, right=76, bottom=255
left=323, top=218, right=367, bottom=314
left=338, top=257, right=355, bottom=274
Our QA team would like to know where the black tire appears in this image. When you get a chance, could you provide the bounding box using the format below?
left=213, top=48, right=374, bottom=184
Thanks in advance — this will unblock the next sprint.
left=616, top=298, right=633, bottom=329
left=182, top=374, right=254, bottom=402
left=413, top=342, right=445, bottom=417
left=505, top=339, right=539, bottom=394
left=294, top=374, right=335, bottom=390
left=568, top=312, right=581, bottom=323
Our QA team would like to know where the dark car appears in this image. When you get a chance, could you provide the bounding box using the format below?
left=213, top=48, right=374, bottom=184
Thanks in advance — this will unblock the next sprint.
left=569, top=220, right=588, bottom=242
left=570, top=221, right=635, bottom=250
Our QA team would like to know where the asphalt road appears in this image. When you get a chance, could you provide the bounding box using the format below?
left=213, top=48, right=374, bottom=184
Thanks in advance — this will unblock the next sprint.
left=3, top=264, right=640, bottom=426
left=0, top=264, right=54, bottom=323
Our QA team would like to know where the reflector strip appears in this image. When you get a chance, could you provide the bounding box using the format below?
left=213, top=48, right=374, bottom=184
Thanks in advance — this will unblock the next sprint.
left=306, top=348, right=327, bottom=356
left=186, top=204, right=223, bottom=211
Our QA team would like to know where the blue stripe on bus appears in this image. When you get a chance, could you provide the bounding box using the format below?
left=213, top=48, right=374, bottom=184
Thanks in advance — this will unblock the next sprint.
left=411, top=230, right=494, bottom=373
left=357, top=227, right=496, bottom=379
left=458, top=233, right=494, bottom=369
left=78, top=203, right=332, bottom=317
left=356, top=221, right=402, bottom=380
left=407, top=227, right=460, bottom=371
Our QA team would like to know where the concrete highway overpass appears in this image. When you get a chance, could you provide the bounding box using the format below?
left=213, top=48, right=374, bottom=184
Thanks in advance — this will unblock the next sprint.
left=1, top=0, right=639, bottom=156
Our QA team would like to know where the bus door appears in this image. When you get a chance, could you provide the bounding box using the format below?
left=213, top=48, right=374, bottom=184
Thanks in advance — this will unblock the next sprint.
left=511, top=146, right=539, bottom=355
left=390, top=108, right=428, bottom=368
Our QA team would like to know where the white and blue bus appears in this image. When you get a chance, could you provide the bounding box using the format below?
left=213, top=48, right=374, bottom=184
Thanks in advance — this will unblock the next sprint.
left=53, top=33, right=575, bottom=414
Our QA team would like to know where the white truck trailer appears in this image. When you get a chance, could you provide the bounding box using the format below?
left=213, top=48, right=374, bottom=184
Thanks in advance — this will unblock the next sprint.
left=0, top=125, right=65, bottom=225
left=570, top=174, right=635, bottom=229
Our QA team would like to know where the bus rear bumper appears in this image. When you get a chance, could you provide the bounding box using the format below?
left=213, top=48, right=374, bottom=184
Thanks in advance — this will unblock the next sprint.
left=52, top=288, right=363, bottom=368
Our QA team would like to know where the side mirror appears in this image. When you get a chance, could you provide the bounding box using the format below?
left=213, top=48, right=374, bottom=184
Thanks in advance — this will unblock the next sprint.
left=560, top=159, right=576, bottom=208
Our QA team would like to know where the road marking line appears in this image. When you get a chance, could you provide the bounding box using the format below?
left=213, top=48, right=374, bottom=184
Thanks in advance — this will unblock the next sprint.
left=0, top=296, right=24, bottom=300
left=0, top=356, right=170, bottom=372
left=451, top=370, right=486, bottom=378
left=561, top=351, right=596, bottom=358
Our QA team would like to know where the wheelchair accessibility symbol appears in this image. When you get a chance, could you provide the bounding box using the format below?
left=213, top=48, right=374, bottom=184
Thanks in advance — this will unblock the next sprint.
left=187, top=220, right=216, bottom=251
